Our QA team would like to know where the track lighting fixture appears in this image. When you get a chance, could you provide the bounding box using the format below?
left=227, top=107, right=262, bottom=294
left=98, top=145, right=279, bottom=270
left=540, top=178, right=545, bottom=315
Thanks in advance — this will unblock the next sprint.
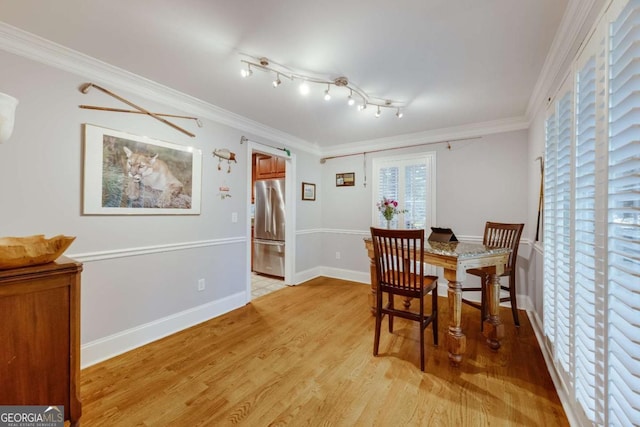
left=239, top=56, right=405, bottom=118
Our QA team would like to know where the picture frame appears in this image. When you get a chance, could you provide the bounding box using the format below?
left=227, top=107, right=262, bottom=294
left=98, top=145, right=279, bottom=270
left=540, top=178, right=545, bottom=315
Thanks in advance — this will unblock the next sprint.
left=336, top=172, right=355, bottom=187
left=302, top=182, right=316, bottom=201
left=83, top=124, right=202, bottom=215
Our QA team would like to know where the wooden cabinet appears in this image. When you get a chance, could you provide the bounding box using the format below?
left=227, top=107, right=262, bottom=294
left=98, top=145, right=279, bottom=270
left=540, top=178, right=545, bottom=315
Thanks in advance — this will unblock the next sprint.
left=252, top=153, right=286, bottom=203
left=254, top=154, right=286, bottom=180
left=0, top=257, right=82, bottom=427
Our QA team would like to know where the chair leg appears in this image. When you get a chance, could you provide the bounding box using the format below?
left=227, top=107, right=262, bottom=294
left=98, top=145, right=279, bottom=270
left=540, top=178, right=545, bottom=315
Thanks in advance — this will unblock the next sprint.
left=509, top=275, right=520, bottom=327
left=388, top=293, right=394, bottom=333
left=374, top=289, right=383, bottom=356
left=432, top=287, right=438, bottom=346
left=420, top=295, right=425, bottom=372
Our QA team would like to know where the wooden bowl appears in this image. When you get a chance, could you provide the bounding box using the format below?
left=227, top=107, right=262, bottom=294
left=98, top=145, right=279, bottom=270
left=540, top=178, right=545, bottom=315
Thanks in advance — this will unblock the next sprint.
left=0, top=235, right=76, bottom=270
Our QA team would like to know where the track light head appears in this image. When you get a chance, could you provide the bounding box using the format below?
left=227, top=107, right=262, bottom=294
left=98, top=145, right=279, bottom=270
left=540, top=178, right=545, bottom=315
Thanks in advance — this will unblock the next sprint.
left=324, top=85, right=331, bottom=101
left=375, top=106, right=381, bottom=118
left=272, top=73, right=281, bottom=88
left=240, top=64, right=253, bottom=78
left=396, top=108, right=403, bottom=118
left=347, top=89, right=355, bottom=106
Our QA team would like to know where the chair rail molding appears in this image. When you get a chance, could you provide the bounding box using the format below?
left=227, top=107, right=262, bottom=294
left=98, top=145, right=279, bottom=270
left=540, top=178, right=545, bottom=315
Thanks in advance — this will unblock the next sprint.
left=67, top=237, right=246, bottom=263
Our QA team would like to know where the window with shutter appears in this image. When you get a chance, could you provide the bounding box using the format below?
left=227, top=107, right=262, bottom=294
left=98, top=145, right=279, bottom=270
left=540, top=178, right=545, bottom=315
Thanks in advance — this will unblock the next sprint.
left=372, top=153, right=436, bottom=231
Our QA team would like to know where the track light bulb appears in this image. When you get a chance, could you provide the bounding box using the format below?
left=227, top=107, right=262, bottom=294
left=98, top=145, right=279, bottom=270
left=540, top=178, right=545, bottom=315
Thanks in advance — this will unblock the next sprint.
left=396, top=108, right=403, bottom=118
left=299, top=81, right=310, bottom=95
left=358, top=102, right=367, bottom=111
left=324, top=85, right=331, bottom=101
left=272, top=73, right=281, bottom=88
left=347, top=90, right=355, bottom=106
left=240, top=65, right=252, bottom=78
left=375, top=106, right=381, bottom=118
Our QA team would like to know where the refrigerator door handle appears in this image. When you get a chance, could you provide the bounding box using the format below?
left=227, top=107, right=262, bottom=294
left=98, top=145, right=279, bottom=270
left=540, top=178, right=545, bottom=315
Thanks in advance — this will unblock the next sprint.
left=254, top=239, right=284, bottom=246
left=265, top=188, right=272, bottom=234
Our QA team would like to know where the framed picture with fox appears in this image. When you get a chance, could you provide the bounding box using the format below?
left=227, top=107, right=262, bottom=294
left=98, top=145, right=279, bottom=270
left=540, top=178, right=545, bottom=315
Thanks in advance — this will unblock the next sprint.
left=83, top=124, right=202, bottom=214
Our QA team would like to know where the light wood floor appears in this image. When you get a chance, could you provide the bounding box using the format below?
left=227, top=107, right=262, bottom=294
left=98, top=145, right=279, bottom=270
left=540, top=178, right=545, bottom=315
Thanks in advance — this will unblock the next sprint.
left=79, top=277, right=568, bottom=426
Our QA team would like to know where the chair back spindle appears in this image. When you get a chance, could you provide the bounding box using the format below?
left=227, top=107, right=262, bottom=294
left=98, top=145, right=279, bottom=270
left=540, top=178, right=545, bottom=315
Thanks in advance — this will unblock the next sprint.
left=483, top=222, right=524, bottom=272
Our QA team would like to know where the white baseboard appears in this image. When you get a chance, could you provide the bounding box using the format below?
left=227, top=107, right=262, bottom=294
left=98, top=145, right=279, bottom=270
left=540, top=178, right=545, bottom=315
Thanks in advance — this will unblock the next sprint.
left=527, top=309, right=581, bottom=427
left=81, top=291, right=247, bottom=368
left=293, top=266, right=323, bottom=284
left=319, top=267, right=370, bottom=284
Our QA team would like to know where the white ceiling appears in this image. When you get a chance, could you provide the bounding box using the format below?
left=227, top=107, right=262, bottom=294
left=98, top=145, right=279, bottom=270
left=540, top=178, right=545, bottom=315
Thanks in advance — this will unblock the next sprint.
left=1, top=0, right=568, bottom=148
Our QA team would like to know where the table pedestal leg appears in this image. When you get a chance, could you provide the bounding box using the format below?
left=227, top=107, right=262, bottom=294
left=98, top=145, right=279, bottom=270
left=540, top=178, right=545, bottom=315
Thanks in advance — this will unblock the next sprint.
left=445, top=270, right=466, bottom=366
left=483, top=273, right=504, bottom=350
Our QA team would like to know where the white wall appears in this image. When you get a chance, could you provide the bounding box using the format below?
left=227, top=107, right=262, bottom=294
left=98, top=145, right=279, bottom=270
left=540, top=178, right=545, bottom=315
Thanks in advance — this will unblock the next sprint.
left=0, top=48, right=324, bottom=366
left=318, top=131, right=534, bottom=301
left=526, top=106, right=548, bottom=320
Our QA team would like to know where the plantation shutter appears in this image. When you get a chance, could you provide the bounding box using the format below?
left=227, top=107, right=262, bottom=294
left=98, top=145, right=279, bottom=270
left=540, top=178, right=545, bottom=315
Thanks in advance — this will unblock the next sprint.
left=607, top=0, right=640, bottom=424
left=544, top=111, right=558, bottom=343
left=573, top=35, right=600, bottom=422
left=404, top=164, right=428, bottom=230
left=555, top=87, right=575, bottom=383
left=377, top=165, right=400, bottom=228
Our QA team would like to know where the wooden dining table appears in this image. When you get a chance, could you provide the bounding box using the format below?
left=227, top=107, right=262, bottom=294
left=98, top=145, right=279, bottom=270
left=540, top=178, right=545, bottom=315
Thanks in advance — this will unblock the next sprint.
left=363, top=238, right=511, bottom=366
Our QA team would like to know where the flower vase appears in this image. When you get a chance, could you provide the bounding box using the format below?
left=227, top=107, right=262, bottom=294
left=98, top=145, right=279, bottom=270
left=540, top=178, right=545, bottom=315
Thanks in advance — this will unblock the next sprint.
left=386, top=219, right=392, bottom=229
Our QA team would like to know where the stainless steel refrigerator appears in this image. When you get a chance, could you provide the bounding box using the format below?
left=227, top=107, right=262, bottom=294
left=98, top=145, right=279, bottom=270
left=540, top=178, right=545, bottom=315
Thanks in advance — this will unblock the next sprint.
left=253, top=179, right=285, bottom=278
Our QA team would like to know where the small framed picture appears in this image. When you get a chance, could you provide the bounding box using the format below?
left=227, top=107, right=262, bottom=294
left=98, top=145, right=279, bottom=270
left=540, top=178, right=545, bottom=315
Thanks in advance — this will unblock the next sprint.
left=336, top=172, right=355, bottom=187
left=302, top=182, right=316, bottom=201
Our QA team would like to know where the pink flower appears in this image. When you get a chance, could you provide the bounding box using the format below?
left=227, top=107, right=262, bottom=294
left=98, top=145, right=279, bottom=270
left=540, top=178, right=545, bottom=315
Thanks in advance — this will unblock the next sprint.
left=377, top=197, right=408, bottom=221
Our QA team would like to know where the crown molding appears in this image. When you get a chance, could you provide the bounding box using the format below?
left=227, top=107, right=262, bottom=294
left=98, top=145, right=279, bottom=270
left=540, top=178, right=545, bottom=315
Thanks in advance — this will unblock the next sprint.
left=525, top=0, right=605, bottom=122
left=0, top=22, right=320, bottom=155
left=320, top=115, right=529, bottom=158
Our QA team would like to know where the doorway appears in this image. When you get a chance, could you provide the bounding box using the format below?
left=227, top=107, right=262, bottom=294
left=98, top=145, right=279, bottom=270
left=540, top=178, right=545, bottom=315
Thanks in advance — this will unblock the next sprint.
left=246, top=141, right=296, bottom=302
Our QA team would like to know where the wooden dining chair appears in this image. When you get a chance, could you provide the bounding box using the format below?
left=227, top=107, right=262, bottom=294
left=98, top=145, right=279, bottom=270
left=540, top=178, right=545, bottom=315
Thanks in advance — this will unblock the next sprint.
left=370, top=227, right=438, bottom=372
left=462, top=222, right=524, bottom=329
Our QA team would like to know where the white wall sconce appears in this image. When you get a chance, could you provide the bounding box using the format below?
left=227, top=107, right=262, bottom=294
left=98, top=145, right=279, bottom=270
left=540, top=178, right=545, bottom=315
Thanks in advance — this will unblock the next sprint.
left=0, top=92, right=18, bottom=143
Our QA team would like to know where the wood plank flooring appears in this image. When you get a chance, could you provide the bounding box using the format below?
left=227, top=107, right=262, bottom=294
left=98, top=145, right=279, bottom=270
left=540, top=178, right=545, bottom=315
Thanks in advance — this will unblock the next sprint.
left=79, top=277, right=568, bottom=426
